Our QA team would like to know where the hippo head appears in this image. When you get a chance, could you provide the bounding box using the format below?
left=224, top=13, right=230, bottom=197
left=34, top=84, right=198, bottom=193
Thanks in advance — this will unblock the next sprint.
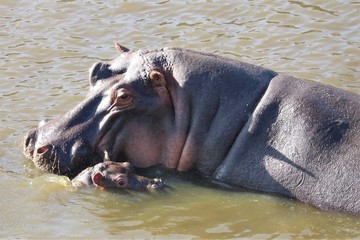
left=24, top=44, right=275, bottom=177
left=23, top=44, right=176, bottom=177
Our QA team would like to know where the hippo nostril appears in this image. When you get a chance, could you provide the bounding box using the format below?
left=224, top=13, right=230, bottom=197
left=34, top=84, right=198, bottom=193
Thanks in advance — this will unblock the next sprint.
left=36, top=145, right=52, bottom=155
left=24, top=129, right=36, bottom=148
left=23, top=129, right=37, bottom=158
left=38, top=119, right=51, bottom=128
left=24, top=134, right=31, bottom=148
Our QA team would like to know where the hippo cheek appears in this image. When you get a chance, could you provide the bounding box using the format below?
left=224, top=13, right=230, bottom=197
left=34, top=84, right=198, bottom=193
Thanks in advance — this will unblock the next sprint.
left=70, top=139, right=100, bottom=173
left=112, top=128, right=163, bottom=168
left=95, top=113, right=163, bottom=168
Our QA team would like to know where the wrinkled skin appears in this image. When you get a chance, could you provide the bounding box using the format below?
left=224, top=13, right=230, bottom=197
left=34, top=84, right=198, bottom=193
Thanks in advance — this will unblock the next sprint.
left=23, top=45, right=360, bottom=215
left=71, top=161, right=165, bottom=191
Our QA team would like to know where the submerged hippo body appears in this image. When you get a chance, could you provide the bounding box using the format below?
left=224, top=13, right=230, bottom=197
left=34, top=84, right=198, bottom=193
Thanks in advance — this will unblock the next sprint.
left=23, top=45, right=360, bottom=214
left=72, top=161, right=165, bottom=190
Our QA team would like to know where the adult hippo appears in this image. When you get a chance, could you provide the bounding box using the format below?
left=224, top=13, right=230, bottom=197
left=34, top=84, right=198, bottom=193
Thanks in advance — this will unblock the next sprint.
left=23, top=44, right=360, bottom=215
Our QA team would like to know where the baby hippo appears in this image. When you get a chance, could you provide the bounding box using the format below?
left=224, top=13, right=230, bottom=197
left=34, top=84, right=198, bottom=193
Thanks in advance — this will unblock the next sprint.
left=72, top=161, right=165, bottom=191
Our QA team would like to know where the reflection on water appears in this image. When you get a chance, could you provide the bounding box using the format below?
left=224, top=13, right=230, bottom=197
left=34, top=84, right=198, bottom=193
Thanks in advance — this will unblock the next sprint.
left=0, top=0, right=359, bottom=238
left=7, top=173, right=360, bottom=239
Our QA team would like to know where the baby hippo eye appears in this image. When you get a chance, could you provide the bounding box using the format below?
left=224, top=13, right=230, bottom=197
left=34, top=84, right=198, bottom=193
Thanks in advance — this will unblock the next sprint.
left=115, top=175, right=128, bottom=188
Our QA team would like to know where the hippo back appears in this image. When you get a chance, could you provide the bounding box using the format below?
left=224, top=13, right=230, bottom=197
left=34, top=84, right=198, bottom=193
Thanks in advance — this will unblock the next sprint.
left=214, top=74, right=360, bottom=214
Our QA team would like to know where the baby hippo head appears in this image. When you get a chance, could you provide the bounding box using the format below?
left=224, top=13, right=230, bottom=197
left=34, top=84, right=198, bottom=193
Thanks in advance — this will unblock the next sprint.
left=72, top=161, right=165, bottom=191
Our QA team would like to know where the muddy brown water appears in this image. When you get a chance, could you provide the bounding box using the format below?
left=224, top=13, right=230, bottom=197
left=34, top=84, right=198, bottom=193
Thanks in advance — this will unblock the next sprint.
left=1, top=0, right=359, bottom=238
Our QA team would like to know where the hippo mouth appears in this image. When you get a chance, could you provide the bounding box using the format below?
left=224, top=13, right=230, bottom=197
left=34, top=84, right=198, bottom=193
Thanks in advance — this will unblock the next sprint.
left=94, top=110, right=125, bottom=163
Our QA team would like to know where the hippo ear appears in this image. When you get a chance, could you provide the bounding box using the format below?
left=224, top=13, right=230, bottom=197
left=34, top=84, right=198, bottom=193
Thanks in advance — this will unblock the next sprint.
left=92, top=172, right=104, bottom=186
left=114, top=42, right=130, bottom=53
left=89, top=62, right=113, bottom=87
left=149, top=69, right=166, bottom=88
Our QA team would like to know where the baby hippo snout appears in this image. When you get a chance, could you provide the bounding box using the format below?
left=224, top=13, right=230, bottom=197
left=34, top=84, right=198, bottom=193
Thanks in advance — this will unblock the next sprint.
left=148, top=178, right=165, bottom=190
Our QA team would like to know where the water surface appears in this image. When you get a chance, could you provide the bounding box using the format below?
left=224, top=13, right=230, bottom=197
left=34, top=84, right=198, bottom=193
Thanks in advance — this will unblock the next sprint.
left=1, top=0, right=359, bottom=238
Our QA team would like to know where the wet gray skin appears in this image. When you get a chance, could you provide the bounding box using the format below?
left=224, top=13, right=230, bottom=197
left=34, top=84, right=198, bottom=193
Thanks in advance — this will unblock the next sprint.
left=24, top=44, right=360, bottom=215
left=71, top=161, right=165, bottom=191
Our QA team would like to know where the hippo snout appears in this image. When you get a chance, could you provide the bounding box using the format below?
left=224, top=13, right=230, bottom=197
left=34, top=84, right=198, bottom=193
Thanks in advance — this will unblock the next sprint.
left=148, top=178, right=166, bottom=190
left=23, top=128, right=37, bottom=159
left=24, top=128, right=55, bottom=160
left=23, top=126, right=98, bottom=177
left=23, top=129, right=61, bottom=174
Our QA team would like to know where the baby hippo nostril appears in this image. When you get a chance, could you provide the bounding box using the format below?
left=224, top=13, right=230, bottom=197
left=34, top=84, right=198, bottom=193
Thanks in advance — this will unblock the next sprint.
left=36, top=145, right=52, bottom=155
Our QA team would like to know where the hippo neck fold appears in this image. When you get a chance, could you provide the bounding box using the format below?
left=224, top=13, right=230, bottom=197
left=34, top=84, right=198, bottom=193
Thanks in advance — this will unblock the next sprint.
left=161, top=48, right=278, bottom=173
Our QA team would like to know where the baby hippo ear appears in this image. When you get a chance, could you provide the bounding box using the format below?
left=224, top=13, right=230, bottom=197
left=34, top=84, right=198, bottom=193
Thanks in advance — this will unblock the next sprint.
left=149, top=69, right=166, bottom=88
left=92, top=172, right=104, bottom=187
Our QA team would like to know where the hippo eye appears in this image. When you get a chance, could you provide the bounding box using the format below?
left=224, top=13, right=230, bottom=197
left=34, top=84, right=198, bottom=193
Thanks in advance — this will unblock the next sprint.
left=109, top=88, right=134, bottom=110
left=119, top=93, right=131, bottom=101
left=117, top=179, right=127, bottom=188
